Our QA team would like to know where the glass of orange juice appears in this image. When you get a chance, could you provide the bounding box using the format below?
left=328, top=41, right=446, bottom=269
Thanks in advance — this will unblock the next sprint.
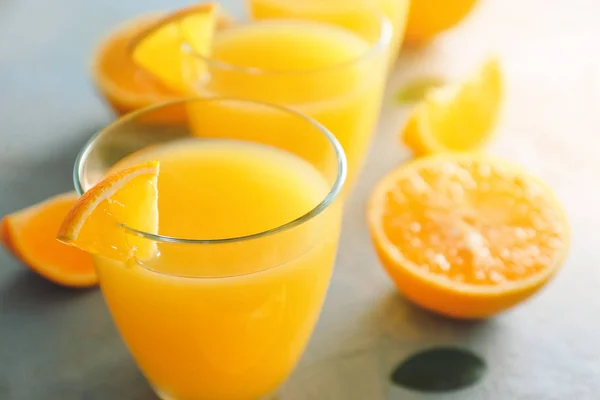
left=74, top=98, right=347, bottom=400
left=191, top=15, right=391, bottom=190
left=247, top=0, right=409, bottom=68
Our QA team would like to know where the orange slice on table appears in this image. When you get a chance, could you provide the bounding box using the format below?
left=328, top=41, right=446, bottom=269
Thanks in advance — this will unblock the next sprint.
left=402, top=58, right=502, bottom=156
left=57, top=162, right=160, bottom=262
left=1, top=193, right=97, bottom=288
left=130, top=2, right=218, bottom=94
left=367, top=153, right=570, bottom=319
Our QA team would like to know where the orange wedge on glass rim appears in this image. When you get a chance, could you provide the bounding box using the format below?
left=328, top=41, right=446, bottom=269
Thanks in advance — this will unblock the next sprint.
left=367, top=153, right=570, bottom=319
left=1, top=192, right=97, bottom=288
left=57, top=162, right=160, bottom=262
left=130, top=2, right=218, bottom=94
left=91, top=6, right=233, bottom=117
left=402, top=57, right=502, bottom=156
left=91, top=13, right=178, bottom=117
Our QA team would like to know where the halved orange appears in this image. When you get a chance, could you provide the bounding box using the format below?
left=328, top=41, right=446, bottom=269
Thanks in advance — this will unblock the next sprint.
left=1, top=192, right=97, bottom=288
left=91, top=6, right=233, bottom=118
left=367, top=153, right=570, bottom=319
left=130, top=3, right=218, bottom=94
left=402, top=58, right=502, bottom=156
left=91, top=13, right=180, bottom=117
left=57, top=162, right=159, bottom=262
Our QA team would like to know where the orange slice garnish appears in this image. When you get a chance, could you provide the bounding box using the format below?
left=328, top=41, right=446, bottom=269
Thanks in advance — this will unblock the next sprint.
left=91, top=13, right=181, bottom=117
left=367, top=153, right=570, bottom=319
left=57, top=162, right=159, bottom=261
left=130, top=3, right=218, bottom=94
left=91, top=8, right=234, bottom=118
left=1, top=192, right=97, bottom=288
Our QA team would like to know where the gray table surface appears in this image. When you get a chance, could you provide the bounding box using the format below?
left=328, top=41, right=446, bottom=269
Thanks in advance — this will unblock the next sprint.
left=1, top=0, right=599, bottom=399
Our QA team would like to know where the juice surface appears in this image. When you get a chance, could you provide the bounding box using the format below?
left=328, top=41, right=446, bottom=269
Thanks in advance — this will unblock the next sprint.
left=248, top=0, right=409, bottom=67
left=200, top=19, right=387, bottom=189
left=95, top=139, right=342, bottom=400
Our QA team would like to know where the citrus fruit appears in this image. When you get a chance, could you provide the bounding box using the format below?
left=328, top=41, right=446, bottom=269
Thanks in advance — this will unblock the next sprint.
left=402, top=58, right=502, bottom=156
left=91, top=13, right=180, bottom=117
left=57, top=162, right=159, bottom=262
left=404, top=0, right=478, bottom=44
left=1, top=192, right=97, bottom=288
left=367, top=154, right=570, bottom=319
left=131, top=3, right=217, bottom=94
left=91, top=6, right=233, bottom=118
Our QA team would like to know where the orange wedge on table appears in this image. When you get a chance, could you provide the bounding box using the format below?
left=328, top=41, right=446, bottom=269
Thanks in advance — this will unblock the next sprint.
left=367, top=154, right=570, bottom=319
left=1, top=193, right=97, bottom=288
left=92, top=3, right=230, bottom=117
left=130, top=2, right=218, bottom=94
left=58, top=162, right=160, bottom=262
left=402, top=58, right=502, bottom=156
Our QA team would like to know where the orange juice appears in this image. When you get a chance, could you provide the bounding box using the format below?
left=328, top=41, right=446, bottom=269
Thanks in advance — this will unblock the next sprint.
left=248, top=0, right=409, bottom=67
left=198, top=19, right=388, bottom=189
left=93, top=139, right=342, bottom=400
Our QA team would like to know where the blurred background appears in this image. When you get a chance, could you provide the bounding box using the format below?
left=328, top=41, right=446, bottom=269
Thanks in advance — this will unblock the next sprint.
left=1, top=0, right=599, bottom=398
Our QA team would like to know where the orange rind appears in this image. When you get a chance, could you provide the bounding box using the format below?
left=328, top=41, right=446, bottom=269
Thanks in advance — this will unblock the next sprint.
left=58, top=162, right=160, bottom=262
left=367, top=153, right=570, bottom=319
left=1, top=192, right=97, bottom=288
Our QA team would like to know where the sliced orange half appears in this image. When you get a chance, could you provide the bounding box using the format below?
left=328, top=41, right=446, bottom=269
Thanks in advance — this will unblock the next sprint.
left=130, top=3, right=218, bottom=94
left=91, top=13, right=181, bottom=117
left=91, top=8, right=234, bottom=118
left=57, top=162, right=159, bottom=262
left=1, top=192, right=97, bottom=288
left=367, top=153, right=570, bottom=319
left=402, top=58, right=502, bottom=156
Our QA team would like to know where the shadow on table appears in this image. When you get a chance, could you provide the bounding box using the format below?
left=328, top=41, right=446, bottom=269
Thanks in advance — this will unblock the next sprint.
left=377, top=291, right=494, bottom=340
left=78, top=366, right=159, bottom=400
left=0, top=269, right=95, bottom=313
left=0, top=125, right=105, bottom=214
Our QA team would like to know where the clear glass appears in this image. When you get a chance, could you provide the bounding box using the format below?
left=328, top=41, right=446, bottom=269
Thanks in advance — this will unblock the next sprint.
left=74, top=98, right=347, bottom=400
left=188, top=14, right=391, bottom=190
left=247, top=0, right=410, bottom=69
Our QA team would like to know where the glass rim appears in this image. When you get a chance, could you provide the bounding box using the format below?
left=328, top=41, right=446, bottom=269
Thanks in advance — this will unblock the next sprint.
left=183, top=14, right=393, bottom=76
left=74, top=96, right=347, bottom=245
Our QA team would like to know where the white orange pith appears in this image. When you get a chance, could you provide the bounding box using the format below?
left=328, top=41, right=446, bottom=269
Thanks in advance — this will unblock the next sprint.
left=367, top=153, right=570, bottom=319
left=402, top=57, right=502, bottom=156
left=57, top=161, right=159, bottom=262
left=130, top=2, right=218, bottom=93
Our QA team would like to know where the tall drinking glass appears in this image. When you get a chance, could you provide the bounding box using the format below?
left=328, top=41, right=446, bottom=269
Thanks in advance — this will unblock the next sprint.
left=74, top=98, right=347, bottom=400
left=248, top=0, right=410, bottom=69
left=189, top=15, right=391, bottom=189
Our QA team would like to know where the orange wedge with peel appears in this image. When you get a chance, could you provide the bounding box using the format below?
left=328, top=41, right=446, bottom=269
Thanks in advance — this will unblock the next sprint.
left=57, top=162, right=159, bottom=262
left=92, top=13, right=180, bottom=117
left=91, top=7, right=234, bottom=118
left=402, top=58, right=502, bottom=156
left=367, top=153, right=570, bottom=319
left=1, top=192, right=97, bottom=288
left=130, top=3, right=218, bottom=94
